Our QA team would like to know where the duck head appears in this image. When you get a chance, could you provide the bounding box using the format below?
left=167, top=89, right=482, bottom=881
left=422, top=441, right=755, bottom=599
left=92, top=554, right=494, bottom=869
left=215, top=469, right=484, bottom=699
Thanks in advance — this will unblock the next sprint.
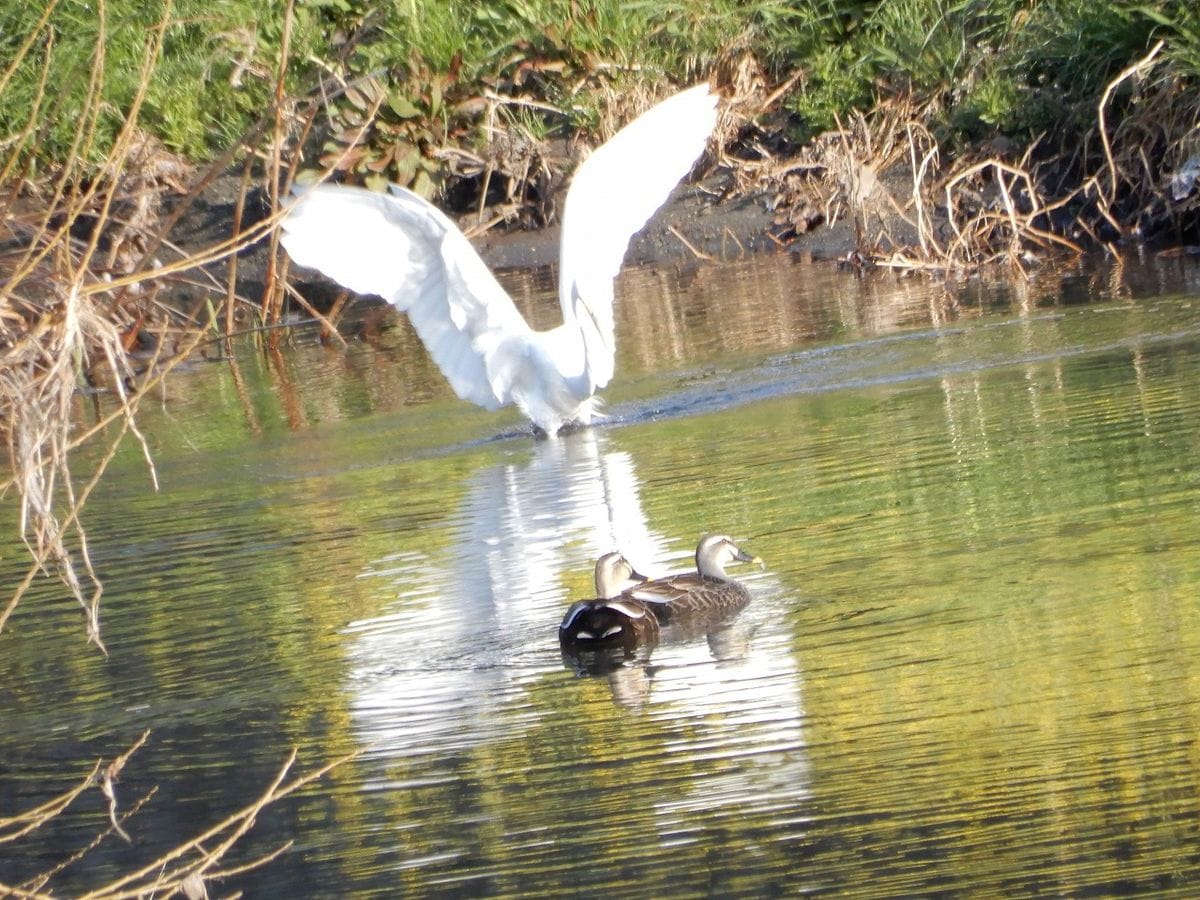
left=695, top=534, right=762, bottom=580
left=594, top=551, right=649, bottom=599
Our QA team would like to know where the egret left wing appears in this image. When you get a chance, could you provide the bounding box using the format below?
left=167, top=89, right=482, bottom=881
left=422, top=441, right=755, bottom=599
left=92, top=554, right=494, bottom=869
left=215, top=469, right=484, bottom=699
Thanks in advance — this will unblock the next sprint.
left=558, top=83, right=719, bottom=391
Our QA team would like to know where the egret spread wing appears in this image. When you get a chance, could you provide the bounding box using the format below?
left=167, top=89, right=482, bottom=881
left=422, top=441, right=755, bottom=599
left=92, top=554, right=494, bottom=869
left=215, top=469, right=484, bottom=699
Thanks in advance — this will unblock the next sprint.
left=280, top=184, right=531, bottom=410
left=558, top=83, right=719, bottom=390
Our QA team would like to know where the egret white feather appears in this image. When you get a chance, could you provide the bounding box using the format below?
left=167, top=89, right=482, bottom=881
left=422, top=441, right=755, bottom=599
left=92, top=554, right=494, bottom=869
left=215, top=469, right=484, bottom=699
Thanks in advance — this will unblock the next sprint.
left=280, top=83, right=719, bottom=435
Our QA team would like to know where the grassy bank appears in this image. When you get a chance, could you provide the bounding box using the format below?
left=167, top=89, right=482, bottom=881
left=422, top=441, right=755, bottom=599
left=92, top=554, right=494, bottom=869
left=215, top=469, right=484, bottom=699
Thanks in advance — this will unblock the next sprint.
left=6, top=2, right=1198, bottom=178
left=8, top=2, right=1197, bottom=267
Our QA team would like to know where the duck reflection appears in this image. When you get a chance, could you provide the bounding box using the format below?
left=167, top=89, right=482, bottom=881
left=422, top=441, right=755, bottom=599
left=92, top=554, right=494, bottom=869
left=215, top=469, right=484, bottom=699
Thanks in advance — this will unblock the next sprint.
left=346, top=427, right=802, bottom=731
left=345, top=427, right=810, bottom=861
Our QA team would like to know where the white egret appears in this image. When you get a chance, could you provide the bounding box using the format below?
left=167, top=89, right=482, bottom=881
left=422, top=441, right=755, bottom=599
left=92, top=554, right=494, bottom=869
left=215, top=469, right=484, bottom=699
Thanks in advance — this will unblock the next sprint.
left=280, top=83, right=719, bottom=435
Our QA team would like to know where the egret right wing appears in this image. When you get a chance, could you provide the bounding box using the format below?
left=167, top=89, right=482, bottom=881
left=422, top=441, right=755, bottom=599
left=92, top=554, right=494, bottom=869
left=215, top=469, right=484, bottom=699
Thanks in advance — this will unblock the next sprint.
left=280, top=184, right=532, bottom=410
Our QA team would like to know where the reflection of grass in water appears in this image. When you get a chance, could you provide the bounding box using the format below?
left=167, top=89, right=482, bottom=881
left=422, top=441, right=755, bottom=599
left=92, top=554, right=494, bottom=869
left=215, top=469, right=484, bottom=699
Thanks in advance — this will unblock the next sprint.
left=601, top=342, right=1200, bottom=895
left=613, top=309, right=1200, bottom=560
left=770, top=364, right=1200, bottom=894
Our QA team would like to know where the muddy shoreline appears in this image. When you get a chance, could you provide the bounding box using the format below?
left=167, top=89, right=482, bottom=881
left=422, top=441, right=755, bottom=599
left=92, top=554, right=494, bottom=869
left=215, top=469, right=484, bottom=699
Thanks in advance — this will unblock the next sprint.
left=176, top=152, right=1195, bottom=320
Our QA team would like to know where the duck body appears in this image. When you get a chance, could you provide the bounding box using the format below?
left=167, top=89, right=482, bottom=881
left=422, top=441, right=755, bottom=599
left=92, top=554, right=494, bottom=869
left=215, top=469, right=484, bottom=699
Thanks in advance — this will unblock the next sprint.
left=558, top=596, right=660, bottom=649
left=558, top=552, right=656, bottom=649
left=558, top=537, right=759, bottom=649
left=627, top=573, right=751, bottom=624
left=623, top=534, right=759, bottom=624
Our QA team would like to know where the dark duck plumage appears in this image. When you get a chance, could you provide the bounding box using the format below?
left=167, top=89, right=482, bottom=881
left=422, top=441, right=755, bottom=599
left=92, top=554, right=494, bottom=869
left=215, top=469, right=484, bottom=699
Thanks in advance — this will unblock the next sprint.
left=558, top=552, right=656, bottom=648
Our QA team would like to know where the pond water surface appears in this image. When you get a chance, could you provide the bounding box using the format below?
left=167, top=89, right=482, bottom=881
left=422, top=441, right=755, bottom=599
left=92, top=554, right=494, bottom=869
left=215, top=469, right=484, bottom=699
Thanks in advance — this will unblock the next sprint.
left=3, top=250, right=1200, bottom=896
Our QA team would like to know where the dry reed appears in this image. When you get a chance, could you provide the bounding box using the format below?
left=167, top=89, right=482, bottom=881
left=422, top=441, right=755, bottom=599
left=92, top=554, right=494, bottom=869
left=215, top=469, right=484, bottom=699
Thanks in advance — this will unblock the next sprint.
left=730, top=42, right=1197, bottom=274
left=0, top=731, right=355, bottom=898
left=0, top=0, right=316, bottom=649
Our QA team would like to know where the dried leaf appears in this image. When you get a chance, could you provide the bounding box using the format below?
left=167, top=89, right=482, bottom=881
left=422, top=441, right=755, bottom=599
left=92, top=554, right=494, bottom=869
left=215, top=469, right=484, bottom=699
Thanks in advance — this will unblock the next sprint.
left=365, top=146, right=394, bottom=173
left=319, top=146, right=366, bottom=170
left=330, top=128, right=366, bottom=146
left=392, top=144, right=419, bottom=184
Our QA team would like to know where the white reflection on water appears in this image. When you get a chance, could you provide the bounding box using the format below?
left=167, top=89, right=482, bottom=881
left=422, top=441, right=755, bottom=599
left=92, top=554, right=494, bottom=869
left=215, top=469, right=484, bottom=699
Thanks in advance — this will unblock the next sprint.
left=344, top=430, right=673, bottom=756
left=644, top=610, right=811, bottom=842
left=341, top=429, right=809, bottom=804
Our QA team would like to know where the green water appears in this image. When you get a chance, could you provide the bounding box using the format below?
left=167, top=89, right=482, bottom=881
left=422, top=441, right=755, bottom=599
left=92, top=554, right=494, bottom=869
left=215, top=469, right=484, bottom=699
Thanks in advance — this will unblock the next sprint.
left=2, top=253, right=1199, bottom=896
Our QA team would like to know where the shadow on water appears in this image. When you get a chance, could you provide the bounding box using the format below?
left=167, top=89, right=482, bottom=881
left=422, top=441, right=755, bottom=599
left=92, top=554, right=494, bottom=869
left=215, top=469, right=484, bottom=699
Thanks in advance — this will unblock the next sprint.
left=4, top=250, right=1200, bottom=894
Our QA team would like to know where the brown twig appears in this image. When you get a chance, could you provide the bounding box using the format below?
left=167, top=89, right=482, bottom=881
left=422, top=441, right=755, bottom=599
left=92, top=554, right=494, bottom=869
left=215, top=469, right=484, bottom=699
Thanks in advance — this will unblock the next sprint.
left=667, top=224, right=715, bottom=261
left=0, top=732, right=354, bottom=899
left=0, top=760, right=103, bottom=845
left=1096, top=40, right=1165, bottom=222
left=79, top=747, right=358, bottom=900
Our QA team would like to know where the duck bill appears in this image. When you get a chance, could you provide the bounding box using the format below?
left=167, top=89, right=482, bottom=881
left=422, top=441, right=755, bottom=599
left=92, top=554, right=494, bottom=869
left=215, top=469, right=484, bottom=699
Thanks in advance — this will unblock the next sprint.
left=735, top=548, right=764, bottom=568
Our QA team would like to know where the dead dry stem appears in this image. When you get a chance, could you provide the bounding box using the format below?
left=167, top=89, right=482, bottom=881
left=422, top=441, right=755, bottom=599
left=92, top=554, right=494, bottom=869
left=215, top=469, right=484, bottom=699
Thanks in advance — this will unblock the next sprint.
left=0, top=732, right=355, bottom=899
left=0, top=0, right=311, bottom=650
left=734, top=42, right=1197, bottom=273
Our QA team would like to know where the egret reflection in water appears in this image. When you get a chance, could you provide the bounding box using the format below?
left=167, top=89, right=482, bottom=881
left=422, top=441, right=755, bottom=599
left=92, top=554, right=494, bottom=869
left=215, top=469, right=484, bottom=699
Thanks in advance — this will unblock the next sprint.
left=344, top=427, right=806, bottom=729
left=342, top=428, right=811, bottom=861
left=345, top=430, right=668, bottom=748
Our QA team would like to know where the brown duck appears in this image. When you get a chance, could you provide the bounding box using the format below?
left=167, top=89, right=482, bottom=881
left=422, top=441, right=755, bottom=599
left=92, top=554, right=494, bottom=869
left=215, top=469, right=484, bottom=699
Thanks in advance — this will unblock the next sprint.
left=623, top=534, right=760, bottom=624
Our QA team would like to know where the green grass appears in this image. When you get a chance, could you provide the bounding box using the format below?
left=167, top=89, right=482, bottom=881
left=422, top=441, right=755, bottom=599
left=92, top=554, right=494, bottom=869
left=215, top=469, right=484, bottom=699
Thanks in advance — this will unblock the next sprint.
left=3, top=2, right=281, bottom=163
left=2, top=0, right=1198, bottom=176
